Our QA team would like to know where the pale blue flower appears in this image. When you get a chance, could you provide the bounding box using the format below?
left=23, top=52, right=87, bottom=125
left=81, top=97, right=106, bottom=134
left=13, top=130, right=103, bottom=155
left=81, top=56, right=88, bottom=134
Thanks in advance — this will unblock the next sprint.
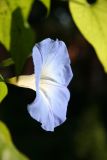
left=27, top=38, right=73, bottom=131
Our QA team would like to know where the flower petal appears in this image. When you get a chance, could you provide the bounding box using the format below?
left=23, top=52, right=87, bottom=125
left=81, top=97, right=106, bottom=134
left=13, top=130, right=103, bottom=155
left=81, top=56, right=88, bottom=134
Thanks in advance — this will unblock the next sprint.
left=36, top=38, right=72, bottom=86
left=27, top=38, right=73, bottom=131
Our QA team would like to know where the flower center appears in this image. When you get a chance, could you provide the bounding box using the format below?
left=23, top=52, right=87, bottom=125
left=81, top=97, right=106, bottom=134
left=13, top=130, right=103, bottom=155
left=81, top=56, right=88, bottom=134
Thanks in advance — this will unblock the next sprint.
left=87, top=0, right=97, bottom=5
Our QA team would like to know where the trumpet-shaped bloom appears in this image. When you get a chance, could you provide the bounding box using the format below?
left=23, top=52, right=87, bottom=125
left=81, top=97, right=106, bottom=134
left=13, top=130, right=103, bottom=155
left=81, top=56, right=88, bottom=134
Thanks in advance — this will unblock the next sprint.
left=27, top=38, right=73, bottom=131
left=9, top=38, right=73, bottom=131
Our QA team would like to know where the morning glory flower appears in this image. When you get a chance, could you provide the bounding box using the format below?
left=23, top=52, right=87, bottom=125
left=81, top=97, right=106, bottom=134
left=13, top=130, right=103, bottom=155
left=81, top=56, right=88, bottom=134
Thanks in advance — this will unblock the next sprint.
left=9, top=38, right=73, bottom=131
left=27, top=38, right=73, bottom=131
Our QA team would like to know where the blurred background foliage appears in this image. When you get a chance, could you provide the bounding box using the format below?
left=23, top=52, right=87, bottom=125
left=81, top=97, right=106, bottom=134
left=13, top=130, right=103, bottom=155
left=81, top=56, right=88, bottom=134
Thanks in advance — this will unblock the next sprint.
left=0, top=0, right=107, bottom=159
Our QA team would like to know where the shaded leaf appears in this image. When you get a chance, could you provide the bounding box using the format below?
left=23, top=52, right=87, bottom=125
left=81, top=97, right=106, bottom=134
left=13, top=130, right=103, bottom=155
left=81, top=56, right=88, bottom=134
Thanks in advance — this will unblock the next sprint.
left=0, top=58, right=14, bottom=67
left=0, top=75, right=4, bottom=82
left=73, top=106, right=107, bottom=159
left=69, top=0, right=107, bottom=72
left=0, top=121, right=29, bottom=160
left=10, top=8, right=34, bottom=74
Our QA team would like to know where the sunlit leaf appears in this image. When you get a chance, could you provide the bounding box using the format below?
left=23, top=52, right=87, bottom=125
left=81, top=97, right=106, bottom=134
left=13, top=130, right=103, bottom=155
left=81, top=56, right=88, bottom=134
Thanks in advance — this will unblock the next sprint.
left=0, top=0, right=34, bottom=50
left=0, top=0, right=11, bottom=50
left=0, top=121, right=11, bottom=144
left=0, top=81, right=8, bottom=103
left=40, top=0, right=51, bottom=14
left=0, top=121, right=29, bottom=160
left=69, top=0, right=107, bottom=72
left=7, top=0, right=34, bottom=21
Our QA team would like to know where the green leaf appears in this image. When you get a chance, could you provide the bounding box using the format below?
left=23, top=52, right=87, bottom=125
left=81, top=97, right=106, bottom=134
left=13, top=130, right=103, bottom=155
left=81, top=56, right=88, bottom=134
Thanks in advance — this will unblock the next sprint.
left=0, top=0, right=34, bottom=50
left=40, top=0, right=51, bottom=14
left=0, top=121, right=11, bottom=144
left=0, top=75, right=4, bottom=82
left=0, top=58, right=14, bottom=67
left=69, top=0, right=107, bottom=72
left=0, top=81, right=8, bottom=102
left=0, top=0, right=11, bottom=50
left=7, top=0, right=34, bottom=21
left=10, top=7, right=34, bottom=74
left=73, top=106, right=107, bottom=159
left=0, top=121, right=29, bottom=160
